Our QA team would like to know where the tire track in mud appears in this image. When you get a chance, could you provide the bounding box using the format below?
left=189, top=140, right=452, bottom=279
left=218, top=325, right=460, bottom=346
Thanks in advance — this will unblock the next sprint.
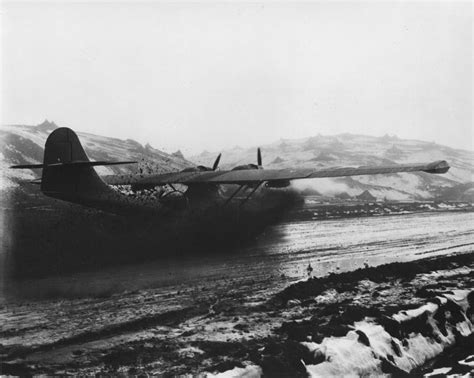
left=3, top=303, right=211, bottom=360
left=2, top=252, right=472, bottom=376
left=1, top=211, right=473, bottom=374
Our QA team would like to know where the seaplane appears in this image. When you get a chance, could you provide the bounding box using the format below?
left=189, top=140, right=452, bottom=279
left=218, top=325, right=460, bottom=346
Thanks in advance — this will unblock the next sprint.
left=11, top=128, right=450, bottom=229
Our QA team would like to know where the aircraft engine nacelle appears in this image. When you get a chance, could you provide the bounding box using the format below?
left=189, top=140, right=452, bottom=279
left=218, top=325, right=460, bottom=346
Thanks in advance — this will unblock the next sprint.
left=266, top=180, right=291, bottom=188
left=159, top=190, right=189, bottom=210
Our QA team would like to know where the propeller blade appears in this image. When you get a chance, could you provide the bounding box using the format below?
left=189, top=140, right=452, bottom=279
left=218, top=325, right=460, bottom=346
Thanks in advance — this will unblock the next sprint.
left=212, top=153, right=222, bottom=171
left=257, top=148, right=262, bottom=167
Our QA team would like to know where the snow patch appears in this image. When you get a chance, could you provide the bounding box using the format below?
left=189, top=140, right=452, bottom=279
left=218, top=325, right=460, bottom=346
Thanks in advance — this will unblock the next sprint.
left=392, top=302, right=438, bottom=322
left=302, top=331, right=382, bottom=377
left=424, top=367, right=452, bottom=376
left=303, top=290, right=473, bottom=376
left=177, top=346, right=205, bottom=358
left=206, top=364, right=262, bottom=378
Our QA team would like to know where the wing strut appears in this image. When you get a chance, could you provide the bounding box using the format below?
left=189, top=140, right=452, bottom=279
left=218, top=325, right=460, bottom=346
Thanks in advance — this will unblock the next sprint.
left=223, top=185, right=245, bottom=206
left=239, top=181, right=264, bottom=208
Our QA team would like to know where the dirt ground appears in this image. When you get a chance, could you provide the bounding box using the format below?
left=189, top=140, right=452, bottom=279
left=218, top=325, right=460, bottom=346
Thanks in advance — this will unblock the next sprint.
left=1, top=252, right=472, bottom=376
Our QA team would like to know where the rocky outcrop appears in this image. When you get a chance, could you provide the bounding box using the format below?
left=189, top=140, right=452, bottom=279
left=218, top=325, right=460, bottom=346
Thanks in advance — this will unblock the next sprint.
left=356, top=190, right=377, bottom=202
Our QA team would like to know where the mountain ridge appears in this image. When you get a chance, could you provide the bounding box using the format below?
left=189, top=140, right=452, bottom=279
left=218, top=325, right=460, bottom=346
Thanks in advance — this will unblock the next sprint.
left=1, top=121, right=473, bottom=202
left=0, top=121, right=193, bottom=193
left=193, top=133, right=472, bottom=159
left=190, top=130, right=473, bottom=201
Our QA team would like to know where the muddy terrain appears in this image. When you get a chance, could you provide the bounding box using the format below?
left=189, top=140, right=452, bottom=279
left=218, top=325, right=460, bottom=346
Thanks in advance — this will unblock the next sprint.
left=1, top=252, right=472, bottom=376
left=0, top=204, right=473, bottom=375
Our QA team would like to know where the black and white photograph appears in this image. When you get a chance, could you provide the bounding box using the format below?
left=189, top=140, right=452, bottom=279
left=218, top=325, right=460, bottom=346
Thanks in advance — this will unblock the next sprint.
left=0, top=1, right=472, bottom=376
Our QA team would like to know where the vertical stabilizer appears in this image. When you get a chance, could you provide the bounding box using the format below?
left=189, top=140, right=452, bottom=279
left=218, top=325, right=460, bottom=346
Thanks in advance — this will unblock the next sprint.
left=41, top=128, right=109, bottom=198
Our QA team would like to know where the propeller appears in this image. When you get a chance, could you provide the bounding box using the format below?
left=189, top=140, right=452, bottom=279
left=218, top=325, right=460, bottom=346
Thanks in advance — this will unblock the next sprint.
left=212, top=153, right=222, bottom=171
left=182, top=152, right=222, bottom=172
left=231, top=148, right=263, bottom=171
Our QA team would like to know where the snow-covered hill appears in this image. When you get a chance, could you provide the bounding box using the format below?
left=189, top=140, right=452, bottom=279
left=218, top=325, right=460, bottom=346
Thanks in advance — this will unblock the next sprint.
left=1, top=122, right=472, bottom=202
left=191, top=133, right=474, bottom=200
left=0, top=120, right=192, bottom=193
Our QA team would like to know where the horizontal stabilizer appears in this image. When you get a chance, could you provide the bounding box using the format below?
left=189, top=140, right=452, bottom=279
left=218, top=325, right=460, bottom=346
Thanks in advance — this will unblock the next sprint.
left=10, top=163, right=45, bottom=169
left=11, top=160, right=136, bottom=169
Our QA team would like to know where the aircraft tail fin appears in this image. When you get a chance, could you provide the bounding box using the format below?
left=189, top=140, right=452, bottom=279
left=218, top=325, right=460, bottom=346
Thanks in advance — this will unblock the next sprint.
left=41, top=127, right=106, bottom=197
left=13, top=127, right=136, bottom=199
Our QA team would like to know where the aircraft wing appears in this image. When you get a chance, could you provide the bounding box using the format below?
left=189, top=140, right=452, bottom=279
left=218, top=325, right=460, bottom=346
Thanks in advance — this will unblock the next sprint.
left=102, top=160, right=449, bottom=186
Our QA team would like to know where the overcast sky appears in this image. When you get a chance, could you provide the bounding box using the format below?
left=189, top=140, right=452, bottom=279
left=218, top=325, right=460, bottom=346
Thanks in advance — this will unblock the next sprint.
left=1, top=1, right=472, bottom=154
